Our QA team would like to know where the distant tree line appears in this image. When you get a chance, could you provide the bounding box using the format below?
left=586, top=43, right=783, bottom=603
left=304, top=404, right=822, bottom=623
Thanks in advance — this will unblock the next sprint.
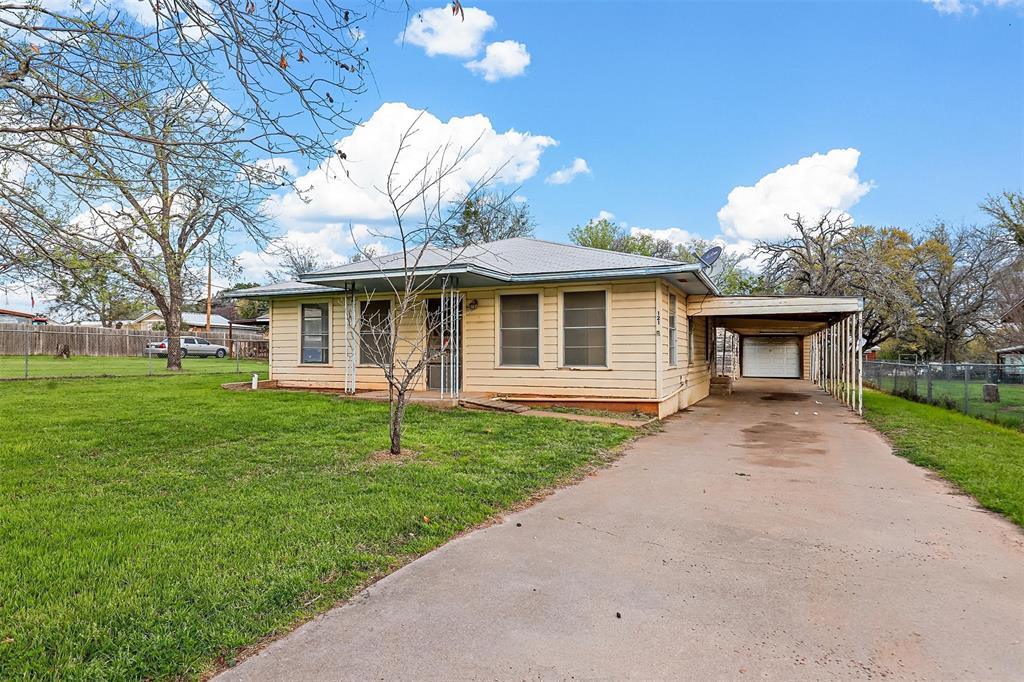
left=569, top=192, right=1024, bottom=363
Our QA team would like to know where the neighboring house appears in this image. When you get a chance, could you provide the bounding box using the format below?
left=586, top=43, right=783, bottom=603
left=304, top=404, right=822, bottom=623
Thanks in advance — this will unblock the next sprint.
left=127, top=310, right=262, bottom=334
left=995, top=344, right=1023, bottom=378
left=228, top=238, right=862, bottom=418
left=0, top=308, right=48, bottom=325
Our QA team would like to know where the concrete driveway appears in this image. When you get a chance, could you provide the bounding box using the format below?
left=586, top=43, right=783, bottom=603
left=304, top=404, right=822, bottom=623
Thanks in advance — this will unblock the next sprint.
left=220, top=378, right=1024, bottom=681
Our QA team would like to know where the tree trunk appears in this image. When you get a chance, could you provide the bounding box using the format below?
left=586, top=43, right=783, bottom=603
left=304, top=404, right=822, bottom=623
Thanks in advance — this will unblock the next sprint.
left=163, top=297, right=183, bottom=371
left=389, top=390, right=408, bottom=455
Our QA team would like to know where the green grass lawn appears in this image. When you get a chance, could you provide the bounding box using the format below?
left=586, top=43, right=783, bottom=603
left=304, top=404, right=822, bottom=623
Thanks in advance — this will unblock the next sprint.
left=0, top=354, right=268, bottom=380
left=872, top=373, right=1024, bottom=429
left=863, top=389, right=1024, bottom=527
left=0, top=374, right=631, bottom=680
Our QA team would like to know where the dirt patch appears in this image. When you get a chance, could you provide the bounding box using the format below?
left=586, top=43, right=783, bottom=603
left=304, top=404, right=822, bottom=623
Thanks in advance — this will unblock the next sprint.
left=760, top=392, right=810, bottom=402
left=368, top=449, right=421, bottom=463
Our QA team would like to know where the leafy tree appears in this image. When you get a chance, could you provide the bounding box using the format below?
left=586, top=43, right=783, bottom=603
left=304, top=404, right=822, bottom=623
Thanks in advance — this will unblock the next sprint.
left=569, top=218, right=627, bottom=251
left=911, top=223, right=1014, bottom=362
left=980, top=191, right=1024, bottom=249
left=440, top=190, right=535, bottom=246
left=755, top=213, right=918, bottom=349
left=43, top=254, right=148, bottom=326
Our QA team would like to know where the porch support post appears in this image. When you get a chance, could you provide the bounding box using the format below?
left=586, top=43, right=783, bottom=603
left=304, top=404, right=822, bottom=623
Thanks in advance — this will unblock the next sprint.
left=345, top=289, right=357, bottom=394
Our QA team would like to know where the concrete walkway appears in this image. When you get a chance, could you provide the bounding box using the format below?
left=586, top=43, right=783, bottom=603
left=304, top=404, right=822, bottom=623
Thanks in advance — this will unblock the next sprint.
left=220, top=379, right=1024, bottom=681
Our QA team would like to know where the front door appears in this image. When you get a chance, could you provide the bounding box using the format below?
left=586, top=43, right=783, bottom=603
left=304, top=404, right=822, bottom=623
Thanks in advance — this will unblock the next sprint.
left=426, top=298, right=462, bottom=391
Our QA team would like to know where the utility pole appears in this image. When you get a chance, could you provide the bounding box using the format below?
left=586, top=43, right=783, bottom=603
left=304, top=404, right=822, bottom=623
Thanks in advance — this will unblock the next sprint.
left=205, top=250, right=212, bottom=334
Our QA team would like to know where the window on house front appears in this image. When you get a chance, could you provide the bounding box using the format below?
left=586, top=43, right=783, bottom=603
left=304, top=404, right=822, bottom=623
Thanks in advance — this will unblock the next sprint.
left=500, top=294, right=540, bottom=366
left=563, top=290, right=606, bottom=367
left=359, top=300, right=391, bottom=365
left=668, top=294, right=678, bottom=366
left=301, top=303, right=329, bottom=364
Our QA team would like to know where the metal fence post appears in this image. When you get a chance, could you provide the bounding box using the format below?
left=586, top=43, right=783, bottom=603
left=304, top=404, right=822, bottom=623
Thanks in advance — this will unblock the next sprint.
left=926, top=363, right=933, bottom=402
left=963, top=366, right=969, bottom=415
left=24, top=324, right=30, bottom=378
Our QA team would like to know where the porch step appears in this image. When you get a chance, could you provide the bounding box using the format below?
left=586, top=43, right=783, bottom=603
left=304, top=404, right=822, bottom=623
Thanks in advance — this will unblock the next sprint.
left=710, top=375, right=733, bottom=396
left=459, top=397, right=530, bottom=413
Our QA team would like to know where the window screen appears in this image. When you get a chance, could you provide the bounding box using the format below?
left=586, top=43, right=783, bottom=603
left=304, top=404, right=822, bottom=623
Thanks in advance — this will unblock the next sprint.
left=359, top=300, right=391, bottom=365
left=301, top=303, right=329, bottom=364
left=668, top=294, right=678, bottom=366
left=500, top=294, right=539, bottom=366
left=563, top=291, right=606, bottom=367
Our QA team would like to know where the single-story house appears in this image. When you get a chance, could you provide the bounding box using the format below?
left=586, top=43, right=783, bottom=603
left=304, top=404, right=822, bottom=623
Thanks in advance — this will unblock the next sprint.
left=995, top=345, right=1024, bottom=378
left=0, top=308, right=48, bottom=325
left=229, top=238, right=864, bottom=417
left=126, top=310, right=263, bottom=334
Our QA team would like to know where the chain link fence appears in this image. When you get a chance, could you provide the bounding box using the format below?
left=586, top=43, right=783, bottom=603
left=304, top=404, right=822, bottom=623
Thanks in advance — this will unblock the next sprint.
left=0, top=324, right=268, bottom=380
left=865, top=360, right=1024, bottom=430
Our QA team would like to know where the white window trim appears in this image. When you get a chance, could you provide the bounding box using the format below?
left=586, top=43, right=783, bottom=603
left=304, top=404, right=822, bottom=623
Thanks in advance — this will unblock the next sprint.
left=558, top=286, right=612, bottom=370
left=668, top=293, right=678, bottom=367
left=298, top=299, right=333, bottom=367
left=497, top=291, right=542, bottom=368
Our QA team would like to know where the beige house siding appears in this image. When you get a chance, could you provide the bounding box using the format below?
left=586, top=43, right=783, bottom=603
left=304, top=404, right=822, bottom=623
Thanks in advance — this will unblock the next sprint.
left=266, top=278, right=713, bottom=416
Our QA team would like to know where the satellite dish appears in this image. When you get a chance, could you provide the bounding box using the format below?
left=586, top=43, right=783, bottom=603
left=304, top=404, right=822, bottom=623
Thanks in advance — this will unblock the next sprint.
left=697, top=246, right=722, bottom=269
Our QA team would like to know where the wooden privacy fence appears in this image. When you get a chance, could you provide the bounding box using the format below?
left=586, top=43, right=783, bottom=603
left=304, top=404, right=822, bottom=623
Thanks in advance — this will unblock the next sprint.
left=0, top=323, right=266, bottom=358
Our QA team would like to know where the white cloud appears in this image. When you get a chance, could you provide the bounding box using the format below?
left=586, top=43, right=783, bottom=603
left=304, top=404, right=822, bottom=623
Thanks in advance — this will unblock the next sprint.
left=924, top=0, right=1024, bottom=13
left=924, top=0, right=976, bottom=13
left=254, top=157, right=298, bottom=177
left=399, top=6, right=495, bottom=57
left=594, top=210, right=616, bottom=222
left=630, top=226, right=700, bottom=245
left=465, top=40, right=530, bottom=81
left=261, top=101, right=555, bottom=252
left=235, top=224, right=376, bottom=281
left=716, top=148, right=873, bottom=243
left=545, top=157, right=591, bottom=185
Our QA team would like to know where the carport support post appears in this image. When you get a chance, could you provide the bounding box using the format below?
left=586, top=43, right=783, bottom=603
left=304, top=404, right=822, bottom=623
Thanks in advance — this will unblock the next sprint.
left=857, top=311, right=863, bottom=415
left=848, top=315, right=854, bottom=407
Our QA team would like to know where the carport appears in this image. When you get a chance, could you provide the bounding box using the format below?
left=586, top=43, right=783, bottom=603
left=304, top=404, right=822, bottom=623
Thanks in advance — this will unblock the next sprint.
left=687, top=295, right=864, bottom=413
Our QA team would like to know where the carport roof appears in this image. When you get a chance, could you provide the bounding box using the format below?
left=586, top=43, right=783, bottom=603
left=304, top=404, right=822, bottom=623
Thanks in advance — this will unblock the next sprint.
left=686, top=295, right=863, bottom=336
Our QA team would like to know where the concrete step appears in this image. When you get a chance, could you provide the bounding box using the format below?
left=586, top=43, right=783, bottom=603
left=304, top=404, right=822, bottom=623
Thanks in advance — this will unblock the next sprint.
left=459, top=397, right=530, bottom=413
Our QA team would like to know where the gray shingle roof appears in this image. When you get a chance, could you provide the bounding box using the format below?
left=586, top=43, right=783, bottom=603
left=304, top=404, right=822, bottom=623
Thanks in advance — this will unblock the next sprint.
left=305, top=238, right=685, bottom=279
left=224, top=238, right=716, bottom=298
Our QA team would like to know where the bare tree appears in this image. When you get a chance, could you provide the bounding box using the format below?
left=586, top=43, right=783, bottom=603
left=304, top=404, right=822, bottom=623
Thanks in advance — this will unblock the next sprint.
left=0, top=72, right=275, bottom=369
left=352, top=115, right=500, bottom=455
left=268, top=242, right=340, bottom=282
left=755, top=213, right=917, bottom=348
left=0, top=0, right=369, bottom=156
left=912, top=223, right=1014, bottom=362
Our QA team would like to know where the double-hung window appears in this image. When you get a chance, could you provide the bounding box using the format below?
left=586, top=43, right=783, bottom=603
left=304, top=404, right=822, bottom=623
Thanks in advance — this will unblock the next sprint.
left=359, top=300, right=391, bottom=365
left=500, top=294, right=540, bottom=366
left=668, top=294, right=678, bottom=366
left=300, top=303, right=329, bottom=364
left=563, top=291, right=606, bottom=367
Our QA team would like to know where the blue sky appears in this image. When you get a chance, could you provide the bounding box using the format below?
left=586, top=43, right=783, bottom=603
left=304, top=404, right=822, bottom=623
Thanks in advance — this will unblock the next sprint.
left=341, top=0, right=1022, bottom=238
left=5, top=0, right=1023, bottom=313
left=225, top=0, right=1024, bottom=281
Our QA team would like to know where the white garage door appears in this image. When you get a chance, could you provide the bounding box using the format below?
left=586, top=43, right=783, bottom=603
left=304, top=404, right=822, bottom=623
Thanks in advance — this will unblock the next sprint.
left=743, top=336, right=800, bottom=378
